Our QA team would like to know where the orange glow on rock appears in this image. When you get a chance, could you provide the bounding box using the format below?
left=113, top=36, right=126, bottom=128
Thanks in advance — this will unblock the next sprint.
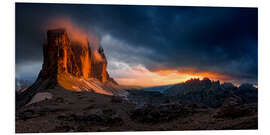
left=57, top=73, right=113, bottom=95
left=101, top=64, right=107, bottom=83
left=43, top=18, right=110, bottom=86
left=92, top=50, right=104, bottom=62
left=80, top=49, right=91, bottom=79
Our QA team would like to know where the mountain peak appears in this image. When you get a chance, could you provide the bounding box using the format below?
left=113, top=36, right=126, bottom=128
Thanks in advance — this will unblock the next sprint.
left=41, top=28, right=111, bottom=82
left=16, top=28, right=123, bottom=108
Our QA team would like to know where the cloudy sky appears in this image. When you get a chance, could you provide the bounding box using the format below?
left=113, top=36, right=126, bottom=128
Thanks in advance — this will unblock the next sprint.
left=16, top=3, right=258, bottom=87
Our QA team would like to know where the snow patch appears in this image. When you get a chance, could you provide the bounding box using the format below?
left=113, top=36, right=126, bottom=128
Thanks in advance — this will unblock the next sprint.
left=26, top=92, right=53, bottom=106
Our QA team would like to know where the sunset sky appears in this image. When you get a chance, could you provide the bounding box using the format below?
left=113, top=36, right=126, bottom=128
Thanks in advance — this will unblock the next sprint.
left=16, top=3, right=258, bottom=87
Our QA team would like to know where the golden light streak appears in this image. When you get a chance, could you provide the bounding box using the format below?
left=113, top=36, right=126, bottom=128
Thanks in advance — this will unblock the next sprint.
left=114, top=65, right=232, bottom=87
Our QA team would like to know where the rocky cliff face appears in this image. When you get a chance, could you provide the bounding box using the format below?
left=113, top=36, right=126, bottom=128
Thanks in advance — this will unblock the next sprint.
left=39, top=29, right=110, bottom=83
left=16, top=28, right=124, bottom=108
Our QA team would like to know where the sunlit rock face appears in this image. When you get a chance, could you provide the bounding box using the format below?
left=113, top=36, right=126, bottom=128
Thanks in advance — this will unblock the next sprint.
left=40, top=28, right=110, bottom=83
left=16, top=28, right=125, bottom=108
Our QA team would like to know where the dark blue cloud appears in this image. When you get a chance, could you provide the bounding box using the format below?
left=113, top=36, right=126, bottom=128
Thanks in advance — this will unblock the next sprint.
left=16, top=3, right=258, bottom=84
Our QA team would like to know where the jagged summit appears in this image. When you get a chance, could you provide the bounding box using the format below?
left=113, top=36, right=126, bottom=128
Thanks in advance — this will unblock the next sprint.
left=41, top=28, right=118, bottom=87
left=41, top=29, right=103, bottom=80
left=16, top=28, right=124, bottom=108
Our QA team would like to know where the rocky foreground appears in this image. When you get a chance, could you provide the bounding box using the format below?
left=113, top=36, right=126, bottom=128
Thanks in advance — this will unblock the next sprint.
left=16, top=86, right=257, bottom=133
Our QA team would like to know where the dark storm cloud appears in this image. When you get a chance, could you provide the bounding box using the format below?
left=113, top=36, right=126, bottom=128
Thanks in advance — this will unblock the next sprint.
left=16, top=3, right=258, bottom=84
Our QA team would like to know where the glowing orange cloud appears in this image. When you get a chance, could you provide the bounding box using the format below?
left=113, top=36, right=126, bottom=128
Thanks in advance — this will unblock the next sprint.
left=44, top=17, right=103, bottom=62
left=45, top=17, right=98, bottom=47
left=154, top=68, right=232, bottom=82
left=111, top=63, right=233, bottom=87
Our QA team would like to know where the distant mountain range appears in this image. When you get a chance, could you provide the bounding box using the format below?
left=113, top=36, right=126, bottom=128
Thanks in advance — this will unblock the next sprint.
left=139, top=78, right=258, bottom=108
left=141, top=84, right=175, bottom=93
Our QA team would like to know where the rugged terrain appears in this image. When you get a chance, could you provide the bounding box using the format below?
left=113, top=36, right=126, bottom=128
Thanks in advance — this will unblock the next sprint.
left=16, top=29, right=257, bottom=132
left=16, top=78, right=258, bottom=132
left=16, top=86, right=257, bottom=132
